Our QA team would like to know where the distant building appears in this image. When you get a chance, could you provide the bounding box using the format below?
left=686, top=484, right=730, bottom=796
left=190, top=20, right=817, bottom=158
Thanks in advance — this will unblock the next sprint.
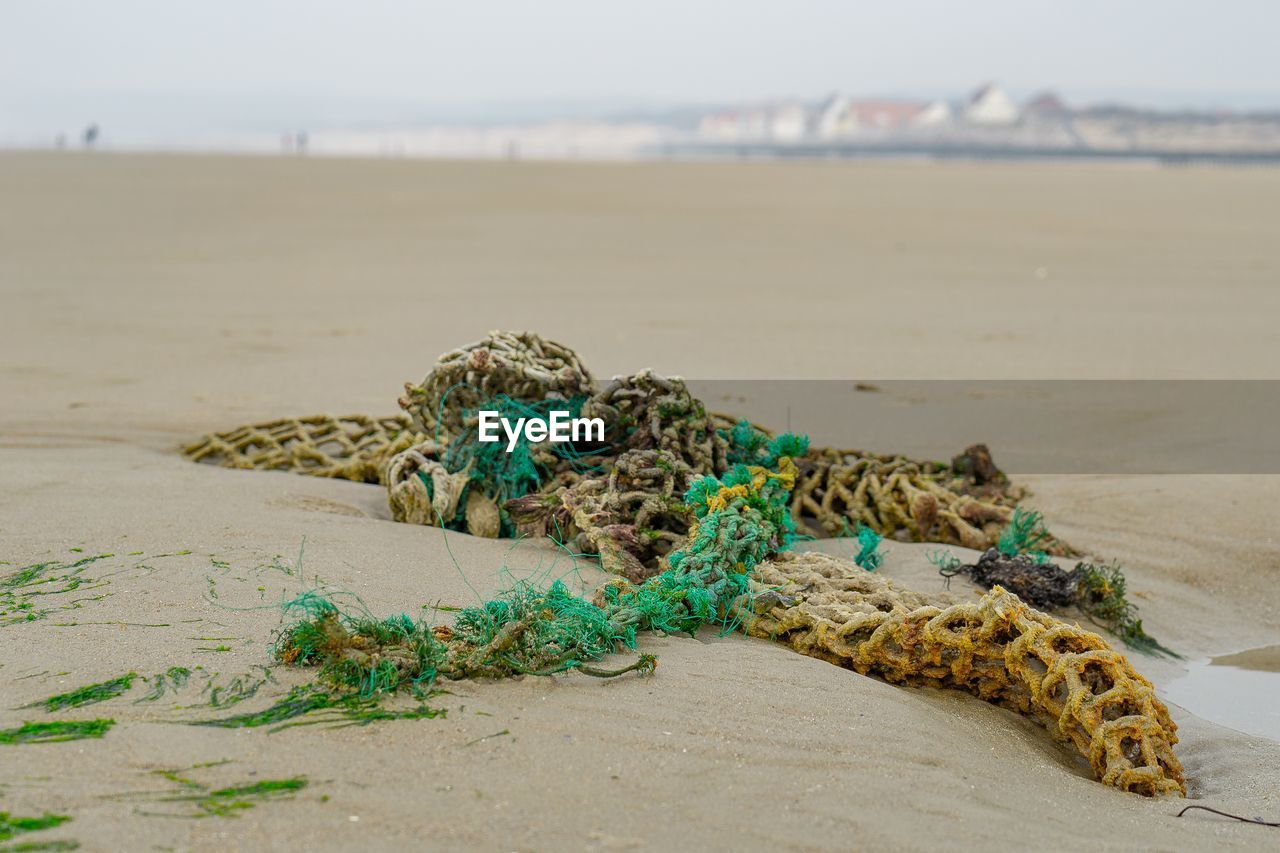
left=769, top=104, right=808, bottom=141
left=1023, top=91, right=1070, bottom=117
left=687, top=82, right=1280, bottom=156
left=696, top=82, right=1033, bottom=144
left=848, top=100, right=923, bottom=129
left=964, top=83, right=1019, bottom=125
left=813, top=95, right=926, bottom=138
left=814, top=94, right=855, bottom=139
left=913, top=100, right=953, bottom=127
left=696, top=109, right=765, bottom=140
left=697, top=111, right=745, bottom=140
left=697, top=102, right=810, bottom=142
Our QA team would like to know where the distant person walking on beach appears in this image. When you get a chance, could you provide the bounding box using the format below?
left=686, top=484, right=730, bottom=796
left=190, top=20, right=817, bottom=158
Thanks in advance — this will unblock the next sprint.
left=82, top=124, right=99, bottom=149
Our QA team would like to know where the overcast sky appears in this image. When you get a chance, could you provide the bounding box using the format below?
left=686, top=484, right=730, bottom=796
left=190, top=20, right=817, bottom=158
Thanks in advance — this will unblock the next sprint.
left=3, top=0, right=1278, bottom=132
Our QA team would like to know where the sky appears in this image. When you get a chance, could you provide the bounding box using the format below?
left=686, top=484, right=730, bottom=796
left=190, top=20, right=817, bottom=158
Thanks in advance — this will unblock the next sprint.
left=3, top=0, right=1278, bottom=137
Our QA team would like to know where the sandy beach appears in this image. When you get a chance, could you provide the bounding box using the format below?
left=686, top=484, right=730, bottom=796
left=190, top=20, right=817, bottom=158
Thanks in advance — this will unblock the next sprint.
left=1, top=152, right=1278, bottom=851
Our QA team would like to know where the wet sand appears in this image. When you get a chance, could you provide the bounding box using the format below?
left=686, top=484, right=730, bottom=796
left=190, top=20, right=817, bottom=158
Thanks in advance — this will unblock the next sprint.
left=1, top=152, right=1278, bottom=850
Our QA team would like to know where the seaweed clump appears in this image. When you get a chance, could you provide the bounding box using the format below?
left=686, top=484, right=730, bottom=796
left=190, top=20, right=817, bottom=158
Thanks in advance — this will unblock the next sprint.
left=0, top=719, right=114, bottom=744
left=1076, top=560, right=1177, bottom=656
left=940, top=548, right=1079, bottom=609
left=0, top=553, right=113, bottom=627
left=171, top=778, right=307, bottom=818
left=191, top=685, right=444, bottom=732
left=0, top=812, right=71, bottom=843
left=937, top=510, right=1174, bottom=655
left=35, top=673, right=136, bottom=712
left=136, top=667, right=194, bottom=703
left=135, top=765, right=308, bottom=818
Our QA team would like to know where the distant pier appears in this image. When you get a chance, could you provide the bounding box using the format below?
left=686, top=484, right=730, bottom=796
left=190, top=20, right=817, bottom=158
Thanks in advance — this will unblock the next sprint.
left=657, top=140, right=1280, bottom=165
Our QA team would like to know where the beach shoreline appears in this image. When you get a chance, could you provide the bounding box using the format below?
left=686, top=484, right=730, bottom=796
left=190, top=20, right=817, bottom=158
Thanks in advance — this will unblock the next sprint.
left=2, top=152, right=1278, bottom=850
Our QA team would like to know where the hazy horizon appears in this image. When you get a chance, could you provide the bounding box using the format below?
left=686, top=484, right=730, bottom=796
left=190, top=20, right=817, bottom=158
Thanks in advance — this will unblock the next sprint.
left=4, top=0, right=1278, bottom=144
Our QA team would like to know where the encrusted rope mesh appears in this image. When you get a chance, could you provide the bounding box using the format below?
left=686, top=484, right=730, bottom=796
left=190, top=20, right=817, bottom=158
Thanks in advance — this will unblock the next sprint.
left=735, top=551, right=1184, bottom=796
left=582, top=369, right=731, bottom=478
left=181, top=332, right=1030, bottom=558
left=790, top=446, right=1074, bottom=556
left=508, top=449, right=692, bottom=582
left=182, top=414, right=417, bottom=484
left=399, top=330, right=595, bottom=443
left=184, top=330, right=1184, bottom=796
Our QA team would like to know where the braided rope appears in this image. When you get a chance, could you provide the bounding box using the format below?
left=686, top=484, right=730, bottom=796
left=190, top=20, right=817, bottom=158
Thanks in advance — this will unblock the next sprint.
left=182, top=414, right=417, bottom=483
left=791, top=447, right=1074, bottom=555
left=735, top=551, right=1184, bottom=796
left=398, top=330, right=595, bottom=442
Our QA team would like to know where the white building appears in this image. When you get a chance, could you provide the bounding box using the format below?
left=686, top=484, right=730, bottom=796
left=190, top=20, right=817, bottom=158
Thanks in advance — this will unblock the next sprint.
left=769, top=104, right=809, bottom=141
left=913, top=99, right=954, bottom=127
left=812, top=95, right=928, bottom=138
left=697, top=103, right=810, bottom=142
left=964, top=83, right=1020, bottom=125
left=814, top=94, right=856, bottom=139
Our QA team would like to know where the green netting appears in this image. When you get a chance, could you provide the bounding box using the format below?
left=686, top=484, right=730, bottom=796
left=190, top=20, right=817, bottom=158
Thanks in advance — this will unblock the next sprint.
left=852, top=524, right=885, bottom=571
left=275, top=433, right=808, bottom=694
left=997, top=506, right=1052, bottom=560
left=412, top=390, right=603, bottom=536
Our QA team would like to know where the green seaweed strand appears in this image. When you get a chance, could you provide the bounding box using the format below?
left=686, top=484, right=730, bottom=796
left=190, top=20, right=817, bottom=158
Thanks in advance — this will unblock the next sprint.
left=0, top=812, right=70, bottom=843
left=36, top=673, right=136, bottom=712
left=0, top=720, right=114, bottom=744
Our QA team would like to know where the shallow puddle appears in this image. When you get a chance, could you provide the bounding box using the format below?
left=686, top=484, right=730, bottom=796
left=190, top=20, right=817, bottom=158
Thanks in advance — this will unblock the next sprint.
left=1163, top=644, right=1280, bottom=742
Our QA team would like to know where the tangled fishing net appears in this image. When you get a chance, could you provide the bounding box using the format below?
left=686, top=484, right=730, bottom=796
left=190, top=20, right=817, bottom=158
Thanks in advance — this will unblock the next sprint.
left=734, top=551, right=1184, bottom=796
left=184, top=330, right=1185, bottom=795
left=507, top=448, right=693, bottom=581
left=277, top=434, right=804, bottom=690
left=185, top=331, right=1027, bottom=561
left=183, top=331, right=1161, bottom=646
left=269, top=436, right=1183, bottom=796
left=183, top=414, right=416, bottom=484
left=582, top=370, right=732, bottom=478
left=398, top=330, right=595, bottom=443
left=790, top=446, right=1073, bottom=557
